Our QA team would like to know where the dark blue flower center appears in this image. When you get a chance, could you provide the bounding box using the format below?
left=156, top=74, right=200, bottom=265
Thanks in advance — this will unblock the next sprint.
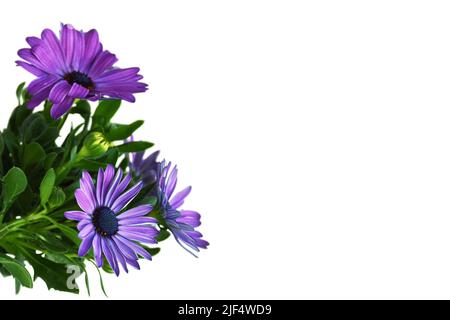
left=93, top=206, right=119, bottom=236
left=64, top=71, right=94, bottom=89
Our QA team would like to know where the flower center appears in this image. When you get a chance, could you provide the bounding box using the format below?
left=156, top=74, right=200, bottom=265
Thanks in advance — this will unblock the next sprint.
left=93, top=206, right=119, bottom=236
left=64, top=71, right=94, bottom=89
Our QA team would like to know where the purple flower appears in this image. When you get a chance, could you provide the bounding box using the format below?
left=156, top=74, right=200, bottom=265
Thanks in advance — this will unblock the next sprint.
left=157, top=160, right=209, bottom=257
left=65, top=165, right=158, bottom=276
left=16, top=24, right=148, bottom=119
left=129, top=149, right=160, bottom=186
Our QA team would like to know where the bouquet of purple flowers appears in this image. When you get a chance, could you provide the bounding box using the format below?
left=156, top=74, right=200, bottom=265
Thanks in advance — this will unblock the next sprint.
left=0, top=24, right=208, bottom=294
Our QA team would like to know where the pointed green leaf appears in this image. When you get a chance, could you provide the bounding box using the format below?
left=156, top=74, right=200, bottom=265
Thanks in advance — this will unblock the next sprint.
left=23, top=142, right=46, bottom=169
left=16, top=82, right=26, bottom=105
left=93, top=100, right=121, bottom=126
left=40, top=168, right=56, bottom=206
left=116, top=141, right=154, bottom=153
left=106, top=120, right=144, bottom=141
left=2, top=167, right=27, bottom=211
left=0, top=254, right=33, bottom=288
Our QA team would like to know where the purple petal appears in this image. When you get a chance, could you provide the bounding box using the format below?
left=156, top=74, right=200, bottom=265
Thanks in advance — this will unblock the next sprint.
left=80, top=29, right=102, bottom=72
left=75, top=189, right=95, bottom=213
left=176, top=210, right=201, bottom=227
left=26, top=36, right=41, bottom=47
left=101, top=237, right=119, bottom=276
left=109, top=239, right=128, bottom=273
left=124, top=257, right=140, bottom=270
left=104, top=168, right=123, bottom=207
left=60, top=24, right=76, bottom=67
left=49, top=80, right=71, bottom=104
left=110, top=181, right=143, bottom=213
left=50, top=96, right=74, bottom=119
left=112, top=236, right=137, bottom=260
left=78, top=223, right=94, bottom=238
left=169, top=186, right=192, bottom=209
left=41, top=29, right=67, bottom=72
left=96, top=168, right=104, bottom=205
left=68, top=83, right=90, bottom=99
left=78, top=231, right=95, bottom=256
left=117, top=204, right=152, bottom=220
left=119, top=226, right=159, bottom=236
left=165, top=166, right=178, bottom=200
left=115, top=235, right=152, bottom=260
left=101, top=165, right=115, bottom=203
left=77, top=219, right=92, bottom=231
left=93, top=234, right=103, bottom=267
left=88, top=50, right=118, bottom=78
left=64, top=210, right=89, bottom=221
left=119, top=217, right=158, bottom=226
left=107, top=174, right=131, bottom=207
left=118, top=227, right=157, bottom=243
left=80, top=171, right=97, bottom=208
left=15, top=61, right=46, bottom=77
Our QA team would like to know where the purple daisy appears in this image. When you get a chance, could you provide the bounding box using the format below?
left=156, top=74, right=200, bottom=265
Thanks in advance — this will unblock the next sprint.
left=16, top=24, right=148, bottom=119
left=64, top=164, right=158, bottom=276
left=157, top=160, right=209, bottom=257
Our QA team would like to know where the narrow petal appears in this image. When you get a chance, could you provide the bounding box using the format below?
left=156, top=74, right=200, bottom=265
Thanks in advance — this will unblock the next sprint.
left=75, top=189, right=95, bottom=213
left=112, top=236, right=137, bottom=260
left=49, top=80, right=71, bottom=104
left=88, top=50, right=118, bottom=78
left=68, top=83, right=90, bottom=99
left=78, top=223, right=94, bottom=238
left=118, top=229, right=158, bottom=244
left=102, top=164, right=115, bottom=203
left=124, top=257, right=140, bottom=270
left=107, top=174, right=131, bottom=207
left=93, top=234, right=103, bottom=267
left=80, top=171, right=96, bottom=208
left=115, top=235, right=152, bottom=260
left=64, top=210, right=89, bottom=221
left=101, top=237, right=119, bottom=276
left=96, top=168, right=104, bottom=205
left=117, top=204, right=152, bottom=220
left=50, top=96, right=74, bottom=119
left=119, top=217, right=158, bottom=226
left=78, top=231, right=95, bottom=256
left=104, top=168, right=123, bottom=207
left=176, top=210, right=201, bottom=227
left=77, top=219, right=92, bottom=231
left=109, top=239, right=128, bottom=273
left=169, top=186, right=192, bottom=209
left=165, top=166, right=178, bottom=200
left=119, top=226, right=159, bottom=237
left=15, top=61, right=46, bottom=77
left=80, top=29, right=102, bottom=72
left=111, top=181, right=143, bottom=213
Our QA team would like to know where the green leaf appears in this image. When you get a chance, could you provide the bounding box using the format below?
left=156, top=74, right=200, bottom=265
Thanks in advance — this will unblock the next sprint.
left=20, top=249, right=79, bottom=294
left=22, top=142, right=46, bottom=169
left=2, top=167, right=28, bottom=212
left=40, top=169, right=56, bottom=206
left=71, top=100, right=91, bottom=119
left=106, top=120, right=144, bottom=141
left=116, top=141, right=154, bottom=153
left=16, top=82, right=26, bottom=105
left=0, top=133, right=4, bottom=156
left=0, top=254, right=33, bottom=288
left=144, top=247, right=161, bottom=257
left=156, top=229, right=171, bottom=242
left=93, top=100, right=121, bottom=126
left=48, top=187, right=66, bottom=208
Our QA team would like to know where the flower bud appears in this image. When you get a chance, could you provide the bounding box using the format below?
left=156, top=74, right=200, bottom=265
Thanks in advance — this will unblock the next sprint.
left=77, top=132, right=110, bottom=160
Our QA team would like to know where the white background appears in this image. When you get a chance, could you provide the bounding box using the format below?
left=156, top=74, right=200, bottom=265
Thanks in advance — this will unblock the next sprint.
left=0, top=0, right=450, bottom=299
